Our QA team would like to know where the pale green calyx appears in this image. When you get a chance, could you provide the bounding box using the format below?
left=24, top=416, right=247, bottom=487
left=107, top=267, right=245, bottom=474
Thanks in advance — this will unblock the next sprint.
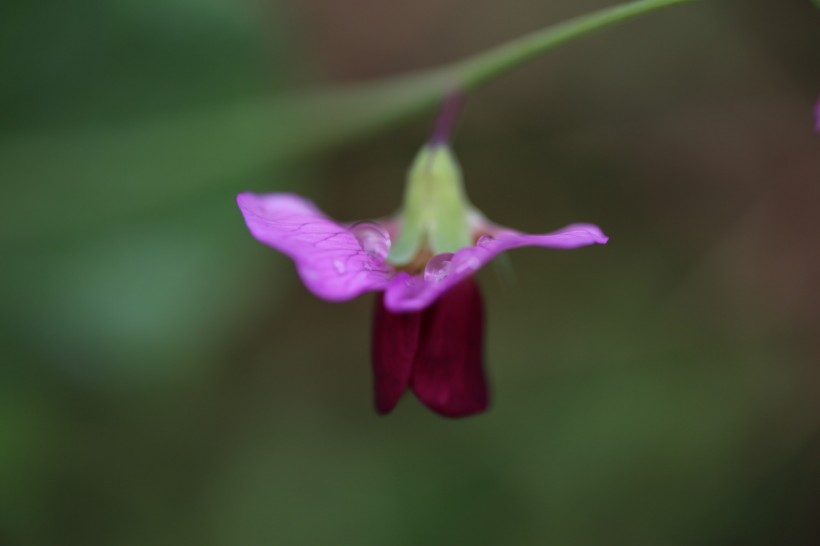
left=387, top=145, right=473, bottom=265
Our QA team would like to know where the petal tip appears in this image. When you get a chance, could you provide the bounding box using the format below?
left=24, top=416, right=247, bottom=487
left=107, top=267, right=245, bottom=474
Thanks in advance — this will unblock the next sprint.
left=570, top=223, right=609, bottom=245
left=235, top=190, right=268, bottom=209
left=375, top=401, right=398, bottom=415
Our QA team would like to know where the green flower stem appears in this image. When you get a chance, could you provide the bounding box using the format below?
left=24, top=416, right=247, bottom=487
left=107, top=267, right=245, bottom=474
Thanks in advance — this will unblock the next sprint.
left=288, top=0, right=703, bottom=161
left=454, top=0, right=702, bottom=90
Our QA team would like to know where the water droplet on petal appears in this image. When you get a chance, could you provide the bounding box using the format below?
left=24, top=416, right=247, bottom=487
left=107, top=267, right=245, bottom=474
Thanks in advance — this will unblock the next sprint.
left=351, top=221, right=391, bottom=259
left=333, top=259, right=347, bottom=274
left=476, top=235, right=494, bottom=247
left=424, top=253, right=454, bottom=282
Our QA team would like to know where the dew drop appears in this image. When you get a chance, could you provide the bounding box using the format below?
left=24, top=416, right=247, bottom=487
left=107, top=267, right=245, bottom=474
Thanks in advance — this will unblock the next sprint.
left=476, top=235, right=494, bottom=247
left=351, top=221, right=391, bottom=259
left=424, top=253, right=454, bottom=282
left=333, top=259, right=347, bottom=274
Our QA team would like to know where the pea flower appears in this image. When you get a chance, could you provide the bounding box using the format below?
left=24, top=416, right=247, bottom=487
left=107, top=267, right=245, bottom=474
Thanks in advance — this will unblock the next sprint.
left=237, top=141, right=607, bottom=417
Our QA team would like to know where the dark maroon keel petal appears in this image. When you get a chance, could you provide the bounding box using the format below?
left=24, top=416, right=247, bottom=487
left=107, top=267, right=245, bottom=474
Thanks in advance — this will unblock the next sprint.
left=371, top=293, right=421, bottom=414
left=410, top=277, right=489, bottom=418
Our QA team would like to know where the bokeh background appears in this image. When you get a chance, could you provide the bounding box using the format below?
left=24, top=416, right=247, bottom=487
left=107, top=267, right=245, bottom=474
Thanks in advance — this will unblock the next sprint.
left=2, top=0, right=820, bottom=544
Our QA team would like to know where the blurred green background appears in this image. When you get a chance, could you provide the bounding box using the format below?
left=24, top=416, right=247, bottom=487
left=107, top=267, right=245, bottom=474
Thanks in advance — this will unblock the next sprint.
left=2, top=0, right=820, bottom=544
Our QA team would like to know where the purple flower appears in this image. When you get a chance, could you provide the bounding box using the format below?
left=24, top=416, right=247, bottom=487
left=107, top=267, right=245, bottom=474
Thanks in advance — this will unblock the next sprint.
left=237, top=185, right=607, bottom=417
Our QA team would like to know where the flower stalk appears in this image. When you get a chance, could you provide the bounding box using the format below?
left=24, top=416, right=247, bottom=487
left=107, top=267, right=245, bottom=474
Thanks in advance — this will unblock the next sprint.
left=430, top=92, right=464, bottom=146
left=453, top=0, right=703, bottom=91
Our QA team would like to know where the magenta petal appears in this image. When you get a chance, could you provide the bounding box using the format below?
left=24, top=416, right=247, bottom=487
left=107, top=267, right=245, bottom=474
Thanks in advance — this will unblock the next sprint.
left=492, top=223, right=609, bottom=250
left=384, top=223, right=607, bottom=313
left=411, top=277, right=488, bottom=418
left=816, top=97, right=820, bottom=133
left=237, top=192, right=393, bottom=302
left=371, top=293, right=421, bottom=414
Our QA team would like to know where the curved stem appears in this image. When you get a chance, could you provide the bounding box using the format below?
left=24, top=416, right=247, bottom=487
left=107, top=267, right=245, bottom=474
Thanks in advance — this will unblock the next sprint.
left=296, top=0, right=703, bottom=154
left=453, top=0, right=702, bottom=90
